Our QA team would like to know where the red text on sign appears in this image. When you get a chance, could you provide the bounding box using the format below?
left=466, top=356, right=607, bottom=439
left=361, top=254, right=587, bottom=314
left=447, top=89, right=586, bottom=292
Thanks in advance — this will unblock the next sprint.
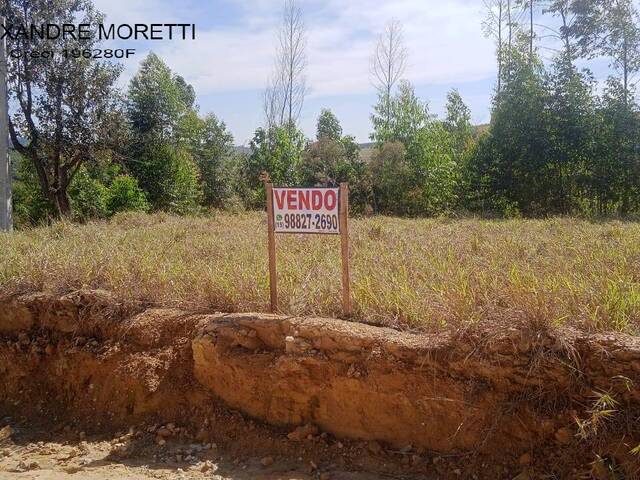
left=273, top=189, right=337, bottom=211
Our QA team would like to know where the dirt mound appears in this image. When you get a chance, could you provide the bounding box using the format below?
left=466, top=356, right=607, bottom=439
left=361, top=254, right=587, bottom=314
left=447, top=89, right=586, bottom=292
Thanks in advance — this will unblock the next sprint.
left=1, top=290, right=639, bottom=478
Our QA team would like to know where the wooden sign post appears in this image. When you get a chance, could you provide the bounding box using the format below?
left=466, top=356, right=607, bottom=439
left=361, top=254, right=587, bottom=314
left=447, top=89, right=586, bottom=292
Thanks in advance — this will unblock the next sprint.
left=264, top=181, right=351, bottom=317
left=265, top=181, right=278, bottom=312
left=339, top=183, right=352, bottom=316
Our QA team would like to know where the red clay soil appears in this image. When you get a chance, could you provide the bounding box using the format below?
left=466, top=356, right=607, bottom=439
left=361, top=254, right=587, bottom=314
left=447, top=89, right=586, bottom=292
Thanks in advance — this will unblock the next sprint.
left=1, top=289, right=639, bottom=479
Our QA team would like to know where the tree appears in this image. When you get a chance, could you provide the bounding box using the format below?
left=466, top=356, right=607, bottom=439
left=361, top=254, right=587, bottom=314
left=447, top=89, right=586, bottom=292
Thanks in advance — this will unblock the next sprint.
left=127, top=53, right=193, bottom=144
left=316, top=109, right=343, bottom=141
left=517, top=0, right=537, bottom=63
left=238, top=125, right=305, bottom=208
left=126, top=54, right=206, bottom=212
left=444, top=89, right=473, bottom=160
left=594, top=78, right=640, bottom=214
left=301, top=111, right=370, bottom=212
left=176, top=111, right=236, bottom=208
left=466, top=46, right=550, bottom=215
left=600, top=0, right=640, bottom=107
left=483, top=0, right=508, bottom=94
left=371, top=19, right=408, bottom=131
left=264, top=0, right=307, bottom=133
left=134, top=144, right=202, bottom=214
left=370, top=142, right=412, bottom=214
left=407, top=123, right=459, bottom=215
left=105, top=175, right=150, bottom=216
left=544, top=56, right=599, bottom=213
left=544, top=0, right=580, bottom=67
left=371, top=80, right=430, bottom=146
left=2, top=0, right=124, bottom=218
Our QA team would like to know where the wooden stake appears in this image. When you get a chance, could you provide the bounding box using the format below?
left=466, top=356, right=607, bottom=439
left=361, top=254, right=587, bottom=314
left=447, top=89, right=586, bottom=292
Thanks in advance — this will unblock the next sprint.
left=265, top=182, right=278, bottom=313
left=339, top=183, right=352, bottom=317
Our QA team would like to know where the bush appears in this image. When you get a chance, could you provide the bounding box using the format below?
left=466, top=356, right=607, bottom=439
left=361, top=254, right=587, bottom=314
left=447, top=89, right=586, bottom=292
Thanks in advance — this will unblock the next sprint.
left=131, top=143, right=203, bottom=214
left=106, top=175, right=150, bottom=216
left=68, top=168, right=109, bottom=222
left=12, top=153, right=55, bottom=227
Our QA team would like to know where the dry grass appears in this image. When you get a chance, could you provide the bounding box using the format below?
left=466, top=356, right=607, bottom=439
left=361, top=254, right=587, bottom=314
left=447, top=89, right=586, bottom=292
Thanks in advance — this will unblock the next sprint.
left=1, top=211, right=640, bottom=334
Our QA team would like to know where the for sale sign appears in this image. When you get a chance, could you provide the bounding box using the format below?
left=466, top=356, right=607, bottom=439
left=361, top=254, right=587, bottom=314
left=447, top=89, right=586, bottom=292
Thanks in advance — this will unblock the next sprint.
left=272, top=187, right=340, bottom=234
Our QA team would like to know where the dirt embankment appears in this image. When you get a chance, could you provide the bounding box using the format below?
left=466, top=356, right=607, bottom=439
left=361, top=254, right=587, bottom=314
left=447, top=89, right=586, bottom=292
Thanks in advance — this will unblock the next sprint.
left=1, top=290, right=639, bottom=478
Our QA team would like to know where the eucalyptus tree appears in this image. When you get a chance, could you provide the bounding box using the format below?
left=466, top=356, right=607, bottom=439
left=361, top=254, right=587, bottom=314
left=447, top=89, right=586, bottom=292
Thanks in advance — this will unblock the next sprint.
left=370, top=19, right=408, bottom=131
left=264, top=0, right=307, bottom=135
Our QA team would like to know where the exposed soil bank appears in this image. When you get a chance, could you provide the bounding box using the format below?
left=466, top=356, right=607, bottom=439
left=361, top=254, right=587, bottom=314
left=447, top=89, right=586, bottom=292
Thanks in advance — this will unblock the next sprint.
left=1, top=290, right=639, bottom=478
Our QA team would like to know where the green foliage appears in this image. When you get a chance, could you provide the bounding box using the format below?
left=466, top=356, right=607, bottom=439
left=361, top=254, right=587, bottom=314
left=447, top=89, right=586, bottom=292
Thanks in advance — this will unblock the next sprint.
left=316, top=109, right=343, bottom=141
left=464, top=47, right=551, bottom=215
left=371, top=124, right=458, bottom=216
left=133, top=144, right=202, bottom=215
left=370, top=142, right=413, bottom=215
left=464, top=40, right=640, bottom=217
left=300, top=136, right=370, bottom=213
left=2, top=0, right=124, bottom=218
left=178, top=112, right=236, bottom=208
left=444, top=89, right=473, bottom=160
left=238, top=125, right=306, bottom=208
left=12, top=154, right=55, bottom=227
left=106, top=175, right=150, bottom=216
left=68, top=168, right=109, bottom=222
left=127, top=53, right=192, bottom=142
left=408, top=122, right=459, bottom=215
left=371, top=80, right=430, bottom=146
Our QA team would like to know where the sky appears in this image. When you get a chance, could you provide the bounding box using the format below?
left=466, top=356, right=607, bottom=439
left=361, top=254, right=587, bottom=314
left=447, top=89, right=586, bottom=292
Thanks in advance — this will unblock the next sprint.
left=89, top=0, right=618, bottom=145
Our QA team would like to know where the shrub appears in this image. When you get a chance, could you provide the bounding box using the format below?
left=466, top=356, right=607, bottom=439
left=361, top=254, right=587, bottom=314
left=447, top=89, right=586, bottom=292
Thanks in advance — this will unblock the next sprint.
left=106, top=175, right=150, bottom=216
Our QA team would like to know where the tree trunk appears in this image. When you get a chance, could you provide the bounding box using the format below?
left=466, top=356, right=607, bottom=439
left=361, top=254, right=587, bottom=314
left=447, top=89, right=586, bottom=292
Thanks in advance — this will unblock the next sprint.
left=497, top=2, right=503, bottom=95
left=529, top=0, right=534, bottom=63
left=54, top=188, right=72, bottom=218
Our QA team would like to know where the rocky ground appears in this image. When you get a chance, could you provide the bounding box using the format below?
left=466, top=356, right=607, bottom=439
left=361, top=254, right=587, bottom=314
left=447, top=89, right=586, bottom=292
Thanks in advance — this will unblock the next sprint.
left=1, top=290, right=639, bottom=479
left=0, top=421, right=400, bottom=480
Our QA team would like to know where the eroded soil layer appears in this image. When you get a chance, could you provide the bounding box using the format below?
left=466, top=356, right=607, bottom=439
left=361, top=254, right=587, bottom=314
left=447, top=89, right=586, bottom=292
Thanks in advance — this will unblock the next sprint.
left=1, top=290, right=639, bottom=478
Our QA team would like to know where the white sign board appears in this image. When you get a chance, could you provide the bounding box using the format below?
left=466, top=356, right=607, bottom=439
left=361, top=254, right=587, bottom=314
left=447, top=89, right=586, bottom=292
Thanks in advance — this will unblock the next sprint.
left=272, top=187, right=340, bottom=234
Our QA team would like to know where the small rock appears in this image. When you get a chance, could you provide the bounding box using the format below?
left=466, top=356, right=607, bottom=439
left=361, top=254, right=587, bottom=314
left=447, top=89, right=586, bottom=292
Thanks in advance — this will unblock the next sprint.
left=63, top=465, right=84, bottom=474
left=45, top=345, right=55, bottom=355
left=13, top=461, right=28, bottom=473
left=453, top=468, right=462, bottom=475
left=155, top=437, right=166, bottom=446
left=319, top=473, right=331, bottom=480
left=260, top=456, right=274, bottom=467
left=411, top=454, right=421, bottom=466
left=287, top=424, right=318, bottom=442
left=0, top=425, right=13, bottom=441
left=28, top=461, right=40, bottom=470
left=156, top=427, right=172, bottom=438
left=200, top=460, right=214, bottom=472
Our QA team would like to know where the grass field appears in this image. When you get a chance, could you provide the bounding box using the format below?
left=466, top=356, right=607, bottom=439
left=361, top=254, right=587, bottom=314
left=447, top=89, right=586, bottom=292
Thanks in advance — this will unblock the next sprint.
left=1, top=212, right=640, bottom=334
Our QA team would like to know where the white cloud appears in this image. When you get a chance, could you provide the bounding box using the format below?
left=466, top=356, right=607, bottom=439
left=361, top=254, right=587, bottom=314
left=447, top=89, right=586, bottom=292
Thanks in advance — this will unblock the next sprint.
left=92, top=0, right=497, bottom=97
